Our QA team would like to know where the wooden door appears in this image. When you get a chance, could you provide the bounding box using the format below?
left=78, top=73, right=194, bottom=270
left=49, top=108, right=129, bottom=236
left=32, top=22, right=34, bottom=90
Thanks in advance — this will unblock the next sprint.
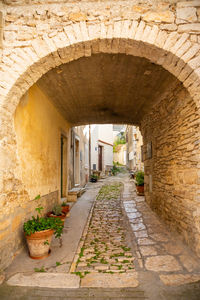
left=98, top=145, right=103, bottom=171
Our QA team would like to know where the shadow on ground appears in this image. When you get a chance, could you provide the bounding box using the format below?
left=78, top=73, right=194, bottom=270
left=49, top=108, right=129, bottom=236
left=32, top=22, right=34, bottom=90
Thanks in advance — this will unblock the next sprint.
left=0, top=282, right=200, bottom=300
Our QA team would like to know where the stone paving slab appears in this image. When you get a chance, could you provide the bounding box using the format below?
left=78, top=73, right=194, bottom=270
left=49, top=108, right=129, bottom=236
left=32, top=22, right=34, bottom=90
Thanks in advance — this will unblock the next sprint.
left=81, top=272, right=139, bottom=288
left=145, top=255, right=182, bottom=272
left=159, top=274, right=200, bottom=286
left=7, top=273, right=80, bottom=288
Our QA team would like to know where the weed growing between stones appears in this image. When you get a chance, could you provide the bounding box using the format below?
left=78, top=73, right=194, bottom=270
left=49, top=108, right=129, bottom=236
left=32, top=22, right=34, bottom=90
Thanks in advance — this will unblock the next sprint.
left=34, top=266, right=46, bottom=272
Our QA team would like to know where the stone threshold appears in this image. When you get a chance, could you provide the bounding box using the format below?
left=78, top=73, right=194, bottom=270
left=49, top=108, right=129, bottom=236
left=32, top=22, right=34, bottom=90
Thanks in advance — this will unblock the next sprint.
left=6, top=272, right=139, bottom=289
left=7, top=273, right=80, bottom=289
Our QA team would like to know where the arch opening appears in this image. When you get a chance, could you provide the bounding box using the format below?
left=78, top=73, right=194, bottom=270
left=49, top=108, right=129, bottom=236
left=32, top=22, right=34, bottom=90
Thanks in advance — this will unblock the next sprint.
left=13, top=52, right=200, bottom=257
left=0, top=34, right=200, bottom=270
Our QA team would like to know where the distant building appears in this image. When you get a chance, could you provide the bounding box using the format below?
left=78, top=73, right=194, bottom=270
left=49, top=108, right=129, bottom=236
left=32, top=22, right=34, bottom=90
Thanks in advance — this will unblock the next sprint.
left=113, top=144, right=126, bottom=166
left=68, top=126, right=89, bottom=190
left=126, top=125, right=144, bottom=171
left=113, top=125, right=126, bottom=132
left=91, top=125, right=113, bottom=175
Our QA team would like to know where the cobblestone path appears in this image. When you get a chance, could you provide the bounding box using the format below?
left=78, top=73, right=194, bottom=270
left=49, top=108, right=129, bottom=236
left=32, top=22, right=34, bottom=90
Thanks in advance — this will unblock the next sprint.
left=74, top=183, right=136, bottom=277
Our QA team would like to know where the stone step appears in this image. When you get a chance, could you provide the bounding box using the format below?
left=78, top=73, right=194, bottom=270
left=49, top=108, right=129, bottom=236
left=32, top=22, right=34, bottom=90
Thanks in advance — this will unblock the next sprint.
left=7, top=273, right=80, bottom=288
left=68, top=187, right=86, bottom=201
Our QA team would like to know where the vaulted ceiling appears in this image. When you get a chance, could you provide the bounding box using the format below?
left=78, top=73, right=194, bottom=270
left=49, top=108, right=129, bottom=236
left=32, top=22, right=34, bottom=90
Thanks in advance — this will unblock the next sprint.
left=37, top=53, right=181, bottom=126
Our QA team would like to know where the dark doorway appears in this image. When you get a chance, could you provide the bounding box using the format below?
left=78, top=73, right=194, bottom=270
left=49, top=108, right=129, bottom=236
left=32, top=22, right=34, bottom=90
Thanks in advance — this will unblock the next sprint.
left=98, top=145, right=103, bottom=171
left=75, top=138, right=80, bottom=185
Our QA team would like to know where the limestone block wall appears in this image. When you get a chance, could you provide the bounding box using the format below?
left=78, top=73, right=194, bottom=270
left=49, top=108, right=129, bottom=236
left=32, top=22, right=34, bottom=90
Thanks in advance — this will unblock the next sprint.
left=141, top=85, right=200, bottom=256
left=1, top=0, right=200, bottom=50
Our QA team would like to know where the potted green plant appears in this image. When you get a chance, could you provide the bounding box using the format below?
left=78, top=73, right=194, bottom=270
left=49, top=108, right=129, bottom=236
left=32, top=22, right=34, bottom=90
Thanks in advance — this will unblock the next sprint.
left=61, top=201, right=70, bottom=214
left=24, top=206, right=63, bottom=259
left=90, top=174, right=98, bottom=182
left=47, top=204, right=66, bottom=223
left=111, top=164, right=120, bottom=176
left=135, top=171, right=144, bottom=195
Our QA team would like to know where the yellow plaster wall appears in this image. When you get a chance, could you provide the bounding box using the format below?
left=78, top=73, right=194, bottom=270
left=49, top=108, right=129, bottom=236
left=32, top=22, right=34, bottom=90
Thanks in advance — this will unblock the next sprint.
left=14, top=84, right=70, bottom=200
left=113, top=144, right=126, bottom=166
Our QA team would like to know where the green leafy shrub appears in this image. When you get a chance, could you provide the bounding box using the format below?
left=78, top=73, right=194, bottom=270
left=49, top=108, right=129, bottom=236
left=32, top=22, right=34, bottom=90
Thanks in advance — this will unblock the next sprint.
left=113, top=132, right=126, bottom=152
left=61, top=201, right=69, bottom=207
left=24, top=207, right=63, bottom=238
left=111, top=164, right=120, bottom=176
left=135, top=171, right=144, bottom=186
left=52, top=204, right=62, bottom=216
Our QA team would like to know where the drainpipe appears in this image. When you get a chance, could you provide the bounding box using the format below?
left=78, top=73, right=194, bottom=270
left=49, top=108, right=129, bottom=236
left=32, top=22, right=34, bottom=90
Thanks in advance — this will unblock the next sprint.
left=89, top=124, right=91, bottom=180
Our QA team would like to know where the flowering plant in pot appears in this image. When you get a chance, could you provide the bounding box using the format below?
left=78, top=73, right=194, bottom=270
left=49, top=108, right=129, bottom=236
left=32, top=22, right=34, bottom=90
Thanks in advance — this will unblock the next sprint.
left=24, top=206, right=63, bottom=259
left=61, top=201, right=70, bottom=214
left=47, top=204, right=66, bottom=223
left=135, top=171, right=144, bottom=195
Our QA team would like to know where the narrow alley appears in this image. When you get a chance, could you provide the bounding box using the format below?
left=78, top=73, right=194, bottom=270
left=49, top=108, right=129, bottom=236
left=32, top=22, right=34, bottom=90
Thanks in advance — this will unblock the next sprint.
left=1, top=173, right=200, bottom=299
left=0, top=1, right=200, bottom=298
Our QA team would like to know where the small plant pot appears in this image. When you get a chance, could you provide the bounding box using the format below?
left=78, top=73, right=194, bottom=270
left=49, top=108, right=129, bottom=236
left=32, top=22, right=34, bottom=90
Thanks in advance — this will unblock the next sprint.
left=90, top=178, right=97, bottom=183
left=47, top=212, right=66, bottom=224
left=25, top=229, right=54, bottom=259
left=136, top=185, right=144, bottom=195
left=62, top=205, right=70, bottom=214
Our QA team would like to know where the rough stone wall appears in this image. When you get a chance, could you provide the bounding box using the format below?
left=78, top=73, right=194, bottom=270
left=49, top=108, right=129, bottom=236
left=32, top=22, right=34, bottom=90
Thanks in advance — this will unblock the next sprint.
left=1, top=0, right=192, bottom=5
left=1, top=0, right=200, bottom=50
left=141, top=85, right=200, bottom=256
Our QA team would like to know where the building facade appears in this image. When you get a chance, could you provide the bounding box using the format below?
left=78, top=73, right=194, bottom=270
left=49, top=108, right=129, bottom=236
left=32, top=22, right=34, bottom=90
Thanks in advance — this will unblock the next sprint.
left=91, top=125, right=113, bottom=175
left=68, top=126, right=89, bottom=191
left=113, top=144, right=127, bottom=166
left=113, top=125, right=126, bottom=166
left=126, top=126, right=144, bottom=171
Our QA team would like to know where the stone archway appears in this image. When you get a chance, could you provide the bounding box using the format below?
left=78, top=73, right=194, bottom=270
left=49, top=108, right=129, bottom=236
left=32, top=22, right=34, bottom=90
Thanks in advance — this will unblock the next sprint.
left=0, top=19, right=200, bottom=269
left=1, top=21, right=200, bottom=109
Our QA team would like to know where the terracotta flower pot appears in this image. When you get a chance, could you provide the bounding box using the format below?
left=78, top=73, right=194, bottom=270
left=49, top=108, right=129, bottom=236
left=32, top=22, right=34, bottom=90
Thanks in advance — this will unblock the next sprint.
left=136, top=185, right=144, bottom=194
left=25, top=229, right=54, bottom=259
left=62, top=205, right=70, bottom=214
left=47, top=212, right=66, bottom=224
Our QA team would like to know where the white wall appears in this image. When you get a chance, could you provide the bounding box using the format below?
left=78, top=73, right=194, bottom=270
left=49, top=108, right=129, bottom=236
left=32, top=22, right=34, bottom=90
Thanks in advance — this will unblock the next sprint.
left=91, top=124, right=113, bottom=171
left=98, top=124, right=113, bottom=144
left=104, top=144, right=113, bottom=167
left=98, top=142, right=113, bottom=168
left=91, top=125, right=98, bottom=170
